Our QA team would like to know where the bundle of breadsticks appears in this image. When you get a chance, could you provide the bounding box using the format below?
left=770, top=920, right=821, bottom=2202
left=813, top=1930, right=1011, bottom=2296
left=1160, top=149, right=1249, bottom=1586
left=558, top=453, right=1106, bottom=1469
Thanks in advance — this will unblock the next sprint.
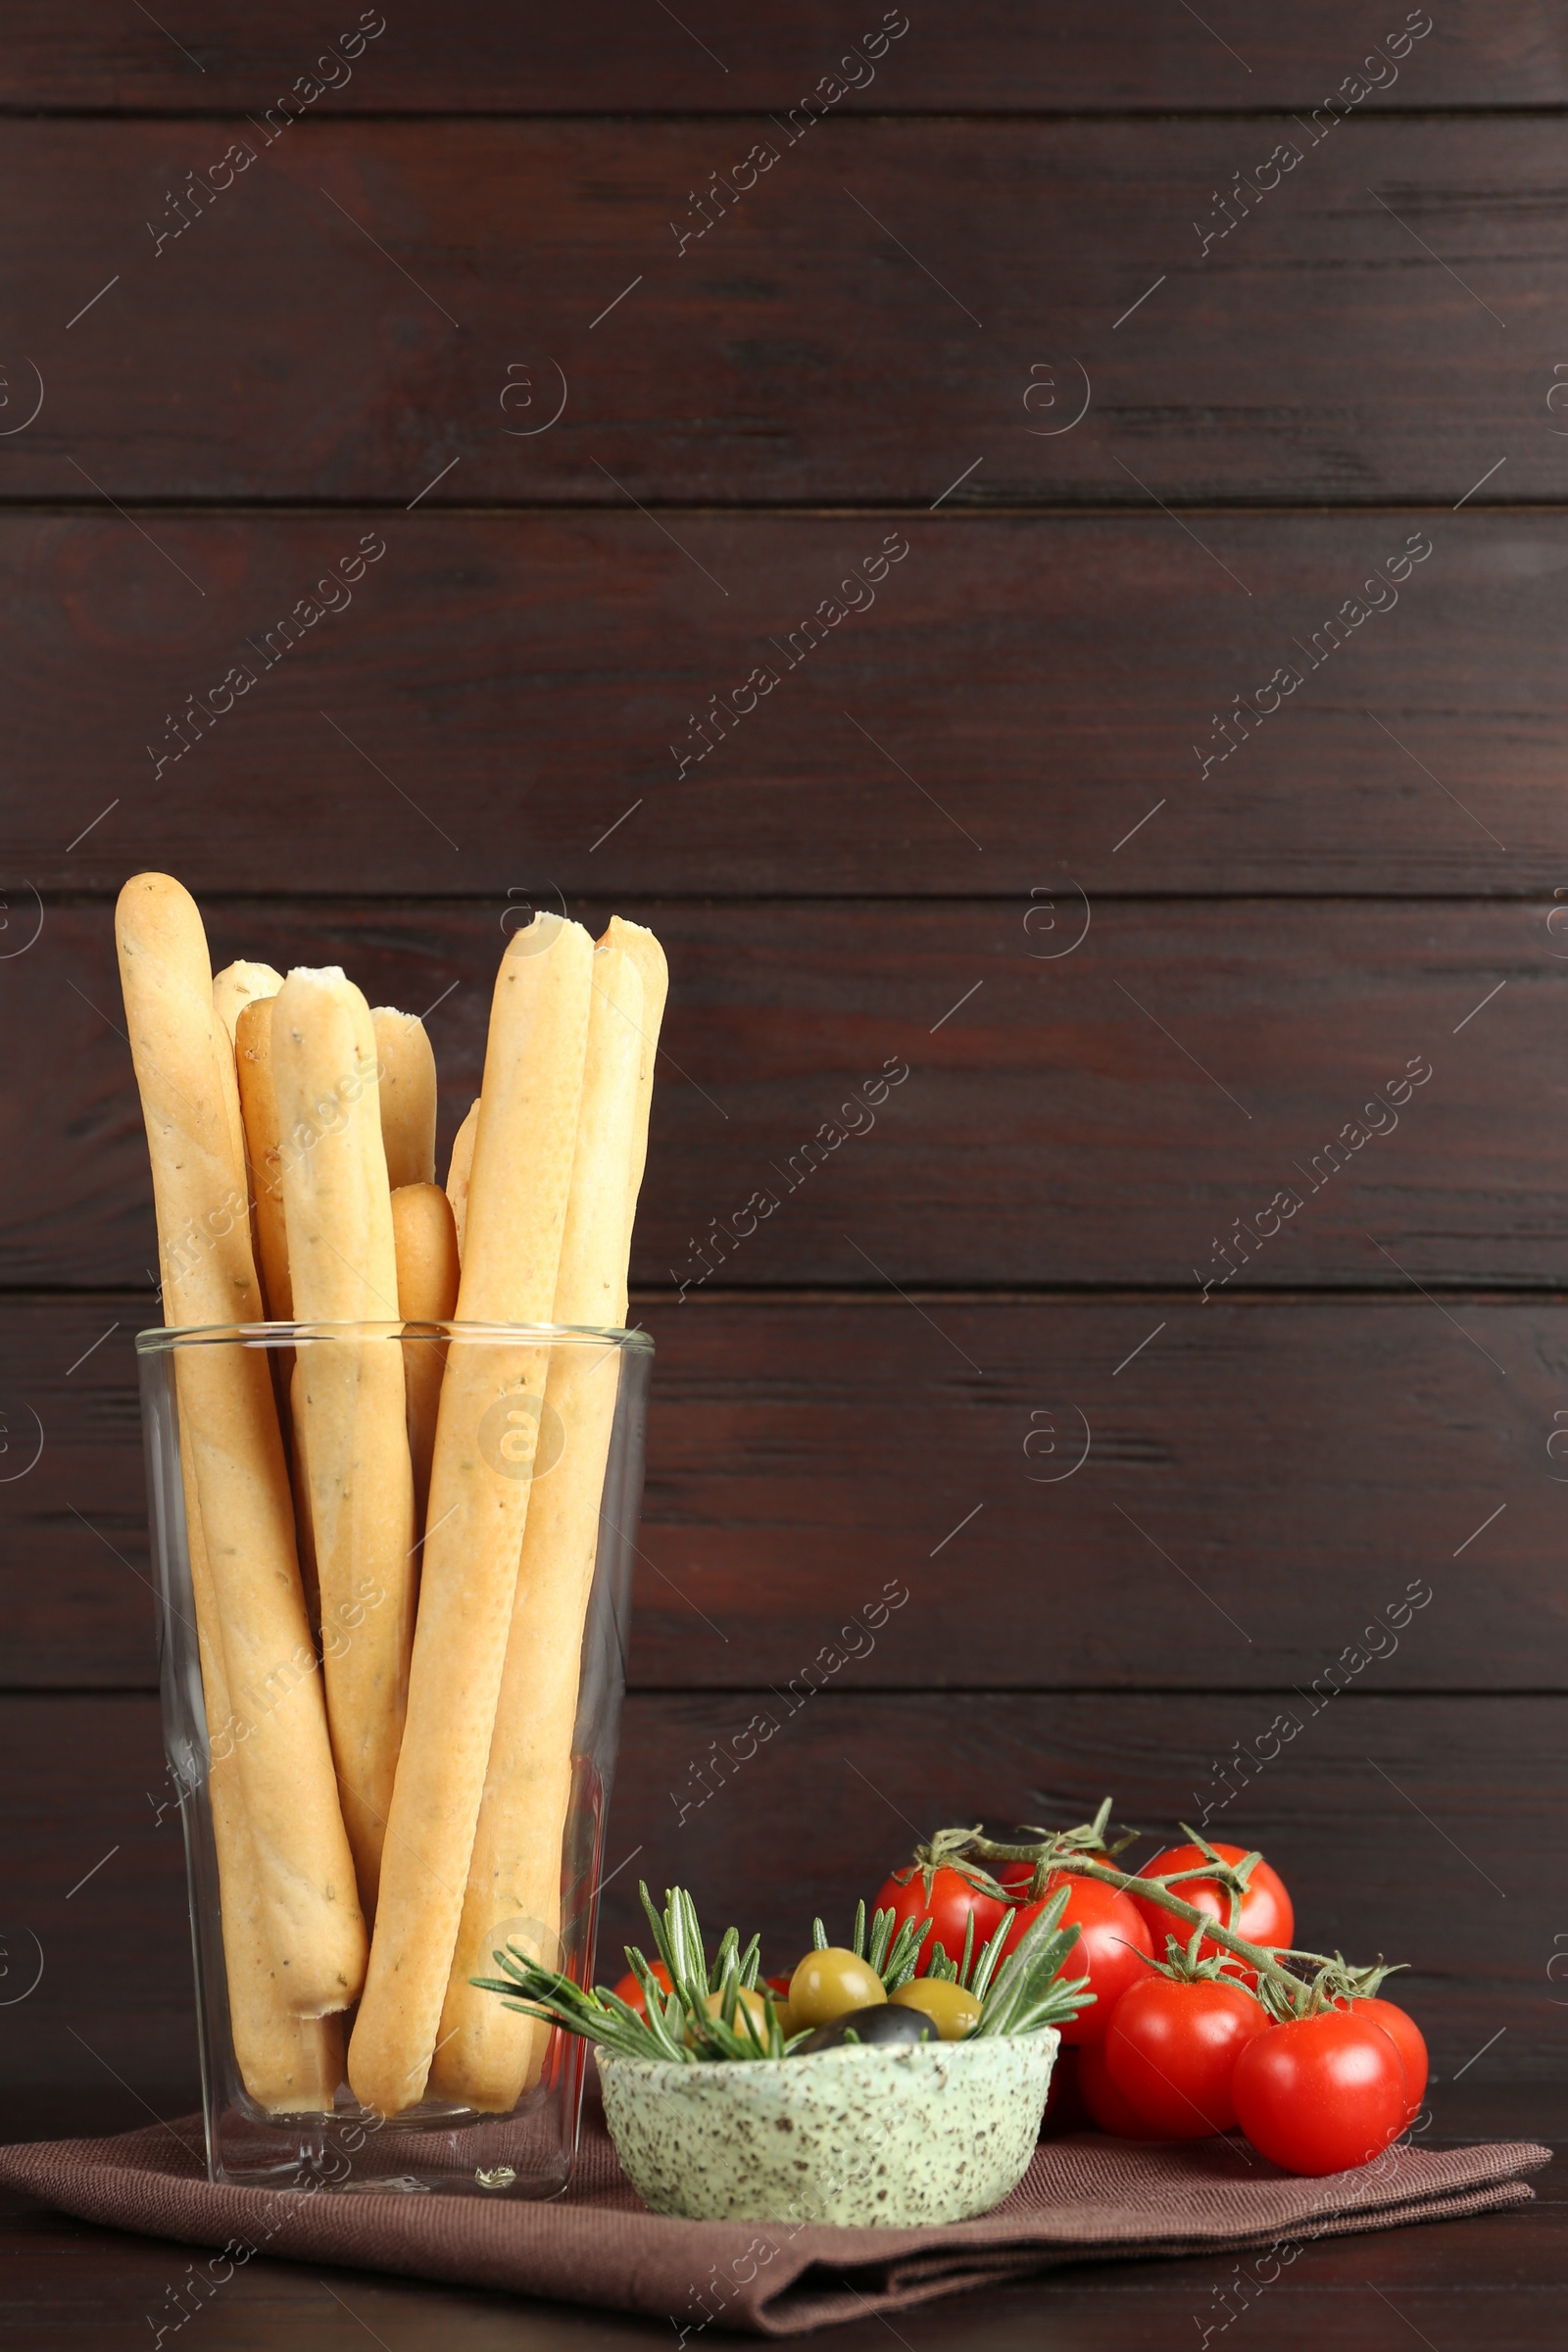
left=119, top=874, right=665, bottom=2117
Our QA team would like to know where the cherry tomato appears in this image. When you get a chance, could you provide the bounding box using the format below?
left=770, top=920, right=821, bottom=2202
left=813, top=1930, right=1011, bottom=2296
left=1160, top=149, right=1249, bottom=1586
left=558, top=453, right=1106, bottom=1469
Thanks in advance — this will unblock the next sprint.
left=789, top=1947, right=886, bottom=2028
left=889, top=1977, right=982, bottom=2041
left=1232, top=2013, right=1407, bottom=2176
left=1348, top=1996, right=1428, bottom=2119
left=1130, top=1842, right=1295, bottom=1981
left=998, top=1872, right=1153, bottom=2046
left=1077, top=2035, right=1169, bottom=2138
left=1102, top=1975, right=1270, bottom=2136
left=875, top=1864, right=1006, bottom=1971
left=610, top=1960, right=671, bottom=2017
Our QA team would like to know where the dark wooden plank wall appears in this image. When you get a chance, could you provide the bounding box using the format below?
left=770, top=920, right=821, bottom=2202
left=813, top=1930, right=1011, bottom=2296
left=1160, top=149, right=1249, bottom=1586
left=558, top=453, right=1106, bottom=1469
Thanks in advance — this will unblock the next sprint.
left=6, top=518, right=1568, bottom=900
left=1, top=118, right=1564, bottom=507
left=0, top=6, right=1558, bottom=112
left=1, top=10, right=1563, bottom=2104
left=3, top=900, right=1560, bottom=1287
left=8, top=1292, right=1562, bottom=1690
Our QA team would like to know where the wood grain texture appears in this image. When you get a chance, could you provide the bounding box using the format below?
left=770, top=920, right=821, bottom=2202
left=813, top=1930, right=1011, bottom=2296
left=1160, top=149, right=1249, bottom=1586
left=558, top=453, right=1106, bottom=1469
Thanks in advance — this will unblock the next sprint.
left=3, top=31, right=1563, bottom=2327
left=2, top=1694, right=1560, bottom=2091
left=5, top=1292, right=1563, bottom=1694
left=4, top=899, right=1561, bottom=1290
left=0, top=118, right=1560, bottom=506
left=2, top=6, right=1551, bottom=114
left=3, top=513, right=1557, bottom=901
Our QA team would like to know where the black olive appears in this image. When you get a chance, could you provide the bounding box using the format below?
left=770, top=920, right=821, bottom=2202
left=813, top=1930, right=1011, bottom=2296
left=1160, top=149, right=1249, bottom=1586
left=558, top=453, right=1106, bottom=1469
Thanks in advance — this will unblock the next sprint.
left=793, top=2002, right=935, bottom=2055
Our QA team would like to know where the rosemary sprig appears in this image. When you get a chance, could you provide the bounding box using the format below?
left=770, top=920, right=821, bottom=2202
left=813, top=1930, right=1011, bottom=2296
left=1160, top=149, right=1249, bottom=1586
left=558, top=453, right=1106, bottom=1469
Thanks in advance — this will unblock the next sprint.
left=967, top=1884, right=1094, bottom=2036
left=472, top=1878, right=1090, bottom=2062
left=923, top=1905, right=1015, bottom=2000
left=814, top=1900, right=935, bottom=1991
left=470, top=1884, right=807, bottom=2065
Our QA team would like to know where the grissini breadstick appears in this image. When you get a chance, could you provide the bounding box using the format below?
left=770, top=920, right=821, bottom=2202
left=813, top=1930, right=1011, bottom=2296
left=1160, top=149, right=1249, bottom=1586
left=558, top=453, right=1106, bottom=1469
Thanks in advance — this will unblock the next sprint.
left=430, top=942, right=647, bottom=2108
left=597, top=916, right=669, bottom=1249
left=234, top=990, right=316, bottom=1631
left=214, top=959, right=285, bottom=1048
left=117, top=874, right=365, bottom=2016
left=372, top=1005, right=437, bottom=1190
left=348, top=913, right=593, bottom=2115
left=234, top=995, right=292, bottom=1320
left=271, top=968, right=417, bottom=1920
left=286, top=1368, right=322, bottom=1642
left=445, top=1097, right=480, bottom=1260
left=213, top=962, right=283, bottom=1207
left=390, top=1181, right=460, bottom=1532
left=181, top=1431, right=342, bottom=2111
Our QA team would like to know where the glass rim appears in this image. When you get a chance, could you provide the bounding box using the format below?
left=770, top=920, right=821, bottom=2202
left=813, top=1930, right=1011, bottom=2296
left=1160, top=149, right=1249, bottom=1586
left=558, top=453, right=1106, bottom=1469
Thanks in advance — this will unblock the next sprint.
left=135, top=1318, right=654, bottom=1356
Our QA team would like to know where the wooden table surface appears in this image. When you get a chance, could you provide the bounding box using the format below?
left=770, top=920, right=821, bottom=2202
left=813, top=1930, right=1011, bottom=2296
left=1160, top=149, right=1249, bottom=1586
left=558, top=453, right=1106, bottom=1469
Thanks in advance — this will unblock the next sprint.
left=5, top=9, right=1567, bottom=2343
left=1, top=2083, right=1560, bottom=2349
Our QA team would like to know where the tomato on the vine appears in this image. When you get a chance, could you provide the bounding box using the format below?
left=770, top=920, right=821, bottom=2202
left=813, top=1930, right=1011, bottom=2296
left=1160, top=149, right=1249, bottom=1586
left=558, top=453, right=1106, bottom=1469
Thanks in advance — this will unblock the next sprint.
left=1077, top=2036, right=1169, bottom=2138
left=610, top=1960, right=671, bottom=2017
left=1348, top=1995, right=1427, bottom=2118
left=1130, top=1841, right=1295, bottom=1980
left=997, top=1868, right=1153, bottom=2045
left=875, top=1863, right=1006, bottom=1970
left=1102, top=1974, right=1270, bottom=2136
left=1232, top=2012, right=1407, bottom=2176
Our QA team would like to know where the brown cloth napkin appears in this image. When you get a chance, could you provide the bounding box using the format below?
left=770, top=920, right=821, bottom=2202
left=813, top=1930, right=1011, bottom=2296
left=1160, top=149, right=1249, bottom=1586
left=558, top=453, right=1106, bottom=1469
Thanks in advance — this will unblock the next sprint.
left=0, top=2108, right=1547, bottom=2337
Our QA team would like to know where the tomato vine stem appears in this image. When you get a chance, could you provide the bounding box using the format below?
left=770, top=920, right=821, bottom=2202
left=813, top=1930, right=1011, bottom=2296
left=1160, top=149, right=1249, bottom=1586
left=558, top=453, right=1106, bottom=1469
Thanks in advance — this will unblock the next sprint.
left=923, top=1816, right=1397, bottom=2017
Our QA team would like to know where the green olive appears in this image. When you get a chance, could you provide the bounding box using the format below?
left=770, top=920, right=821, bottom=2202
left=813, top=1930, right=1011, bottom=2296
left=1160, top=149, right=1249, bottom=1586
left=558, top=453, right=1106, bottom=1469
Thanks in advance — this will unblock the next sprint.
left=889, top=1978, right=982, bottom=2041
left=788, top=1947, right=887, bottom=2027
left=686, top=1984, right=770, bottom=2046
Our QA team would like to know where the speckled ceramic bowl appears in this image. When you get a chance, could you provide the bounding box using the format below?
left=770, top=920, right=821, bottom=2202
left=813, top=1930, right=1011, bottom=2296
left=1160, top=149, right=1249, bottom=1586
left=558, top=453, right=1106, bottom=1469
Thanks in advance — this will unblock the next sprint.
left=596, top=2031, right=1057, bottom=2226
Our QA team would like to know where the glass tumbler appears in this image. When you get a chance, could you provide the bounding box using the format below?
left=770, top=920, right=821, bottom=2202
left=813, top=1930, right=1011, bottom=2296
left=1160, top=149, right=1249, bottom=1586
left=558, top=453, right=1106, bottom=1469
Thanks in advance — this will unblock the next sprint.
left=138, top=1319, right=651, bottom=2195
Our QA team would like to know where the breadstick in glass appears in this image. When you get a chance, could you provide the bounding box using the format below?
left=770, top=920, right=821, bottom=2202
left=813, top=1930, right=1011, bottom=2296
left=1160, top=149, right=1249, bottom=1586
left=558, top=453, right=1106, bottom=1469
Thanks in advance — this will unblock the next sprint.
left=117, top=873, right=365, bottom=2015
left=445, top=1097, right=479, bottom=1259
left=597, top=916, right=669, bottom=1233
left=348, top=913, right=593, bottom=2114
left=390, top=1181, right=460, bottom=1530
left=214, top=959, right=284, bottom=1048
left=430, top=941, right=647, bottom=2108
left=234, top=996, right=292, bottom=1321
left=234, top=988, right=318, bottom=1629
left=181, top=1432, right=341, bottom=2111
left=214, top=961, right=283, bottom=1199
left=372, top=1005, right=437, bottom=1190
left=270, top=968, right=417, bottom=1919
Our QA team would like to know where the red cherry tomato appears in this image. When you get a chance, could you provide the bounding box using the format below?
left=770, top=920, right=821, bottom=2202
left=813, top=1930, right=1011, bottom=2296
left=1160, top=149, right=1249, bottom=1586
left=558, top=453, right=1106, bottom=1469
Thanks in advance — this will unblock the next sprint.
left=1102, top=1974, right=1270, bottom=2137
left=998, top=1871, right=1153, bottom=2046
left=1348, top=1996, right=1428, bottom=2119
left=1078, top=2035, right=1169, bottom=2138
left=610, top=1960, right=671, bottom=2017
left=875, top=1864, right=1006, bottom=1970
left=1232, top=2013, right=1407, bottom=2176
left=1130, top=1842, right=1295, bottom=1982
